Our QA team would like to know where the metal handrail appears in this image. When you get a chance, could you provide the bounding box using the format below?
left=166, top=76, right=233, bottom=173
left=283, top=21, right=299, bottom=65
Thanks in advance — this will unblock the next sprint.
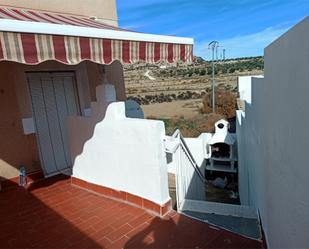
left=171, top=129, right=206, bottom=183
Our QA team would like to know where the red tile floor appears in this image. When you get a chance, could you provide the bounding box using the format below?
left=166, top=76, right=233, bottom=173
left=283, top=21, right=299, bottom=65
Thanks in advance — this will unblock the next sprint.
left=0, top=175, right=265, bottom=248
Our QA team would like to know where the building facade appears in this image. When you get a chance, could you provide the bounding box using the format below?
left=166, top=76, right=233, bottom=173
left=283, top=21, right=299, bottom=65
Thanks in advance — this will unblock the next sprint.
left=0, top=0, right=118, bottom=25
left=0, top=0, right=193, bottom=215
left=0, top=0, right=120, bottom=186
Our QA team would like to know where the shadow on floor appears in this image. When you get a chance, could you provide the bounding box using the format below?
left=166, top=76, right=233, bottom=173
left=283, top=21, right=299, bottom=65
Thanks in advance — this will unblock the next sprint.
left=124, top=212, right=265, bottom=249
left=183, top=210, right=261, bottom=240
left=0, top=175, right=102, bottom=248
left=1, top=175, right=265, bottom=249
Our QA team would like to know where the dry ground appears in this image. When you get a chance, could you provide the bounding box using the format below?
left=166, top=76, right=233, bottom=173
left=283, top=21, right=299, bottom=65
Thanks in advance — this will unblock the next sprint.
left=124, top=64, right=263, bottom=134
left=142, top=99, right=203, bottom=119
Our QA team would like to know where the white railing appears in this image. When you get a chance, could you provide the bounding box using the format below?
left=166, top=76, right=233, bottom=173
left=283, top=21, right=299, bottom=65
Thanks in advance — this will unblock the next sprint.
left=165, top=129, right=206, bottom=210
left=172, top=130, right=205, bottom=181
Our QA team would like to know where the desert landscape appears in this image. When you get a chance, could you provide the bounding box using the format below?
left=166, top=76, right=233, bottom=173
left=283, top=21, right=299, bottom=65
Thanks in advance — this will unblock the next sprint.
left=124, top=56, right=264, bottom=136
left=124, top=56, right=264, bottom=206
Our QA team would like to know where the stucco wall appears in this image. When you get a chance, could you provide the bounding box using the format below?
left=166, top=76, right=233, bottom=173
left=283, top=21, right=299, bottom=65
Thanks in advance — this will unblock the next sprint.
left=237, top=17, right=309, bottom=248
left=72, top=102, right=170, bottom=206
left=0, top=0, right=118, bottom=26
left=0, top=62, right=40, bottom=180
left=67, top=61, right=126, bottom=163
left=86, top=61, right=125, bottom=103
left=0, top=60, right=126, bottom=180
left=238, top=75, right=263, bottom=104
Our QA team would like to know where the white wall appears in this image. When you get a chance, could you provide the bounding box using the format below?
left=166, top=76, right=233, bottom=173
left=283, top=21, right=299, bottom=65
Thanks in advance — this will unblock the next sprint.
left=237, top=17, right=309, bottom=248
left=185, top=133, right=212, bottom=164
left=72, top=102, right=170, bottom=206
left=238, top=75, right=263, bottom=104
left=166, top=133, right=212, bottom=174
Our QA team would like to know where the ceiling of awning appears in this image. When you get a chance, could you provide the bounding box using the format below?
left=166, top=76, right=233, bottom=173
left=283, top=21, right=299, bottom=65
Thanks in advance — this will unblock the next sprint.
left=0, top=7, right=194, bottom=65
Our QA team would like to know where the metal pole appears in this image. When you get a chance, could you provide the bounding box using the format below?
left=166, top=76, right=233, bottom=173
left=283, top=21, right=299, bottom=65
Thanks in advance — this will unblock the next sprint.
left=215, top=46, right=218, bottom=61
left=208, top=41, right=219, bottom=113
left=212, top=47, right=215, bottom=112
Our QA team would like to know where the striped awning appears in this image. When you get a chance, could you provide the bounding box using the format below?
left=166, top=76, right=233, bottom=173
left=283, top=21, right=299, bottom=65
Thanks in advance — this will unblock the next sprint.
left=0, top=7, right=194, bottom=65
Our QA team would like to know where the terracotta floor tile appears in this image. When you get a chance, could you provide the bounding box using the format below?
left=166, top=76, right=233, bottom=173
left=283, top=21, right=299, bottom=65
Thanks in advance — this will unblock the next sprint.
left=108, top=235, right=131, bottom=249
left=128, top=212, right=153, bottom=227
left=97, top=237, right=113, bottom=248
left=207, top=231, right=249, bottom=249
left=125, top=221, right=150, bottom=238
left=0, top=175, right=264, bottom=249
left=106, top=223, right=134, bottom=242
left=241, top=239, right=265, bottom=249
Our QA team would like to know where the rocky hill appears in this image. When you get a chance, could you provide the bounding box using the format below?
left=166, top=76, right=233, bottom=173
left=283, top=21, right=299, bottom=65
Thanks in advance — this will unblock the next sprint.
left=124, top=56, right=264, bottom=105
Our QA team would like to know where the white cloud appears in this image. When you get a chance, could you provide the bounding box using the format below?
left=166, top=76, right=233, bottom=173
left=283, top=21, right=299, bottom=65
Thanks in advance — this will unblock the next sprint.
left=195, top=26, right=289, bottom=59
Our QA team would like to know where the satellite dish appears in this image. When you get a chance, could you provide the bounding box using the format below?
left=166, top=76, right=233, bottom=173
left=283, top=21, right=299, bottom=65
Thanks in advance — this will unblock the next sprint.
left=125, top=100, right=144, bottom=119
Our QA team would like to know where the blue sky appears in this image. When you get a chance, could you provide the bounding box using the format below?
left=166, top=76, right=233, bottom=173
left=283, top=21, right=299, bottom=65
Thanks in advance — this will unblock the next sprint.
left=117, top=0, right=308, bottom=59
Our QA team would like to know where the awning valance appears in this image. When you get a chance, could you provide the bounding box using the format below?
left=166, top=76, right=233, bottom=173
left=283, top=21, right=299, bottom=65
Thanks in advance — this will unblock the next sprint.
left=0, top=7, right=194, bottom=65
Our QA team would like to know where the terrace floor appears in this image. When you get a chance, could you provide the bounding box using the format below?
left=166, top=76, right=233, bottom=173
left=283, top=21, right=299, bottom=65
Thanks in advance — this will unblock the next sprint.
left=0, top=175, right=265, bottom=248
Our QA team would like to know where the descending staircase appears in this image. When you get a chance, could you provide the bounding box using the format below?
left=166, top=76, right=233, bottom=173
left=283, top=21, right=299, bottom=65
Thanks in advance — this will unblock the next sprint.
left=164, top=129, right=262, bottom=241
left=165, top=129, right=207, bottom=210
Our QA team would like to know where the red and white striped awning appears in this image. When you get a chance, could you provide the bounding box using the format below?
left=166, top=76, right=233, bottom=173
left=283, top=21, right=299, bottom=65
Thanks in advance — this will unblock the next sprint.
left=0, top=7, right=194, bottom=65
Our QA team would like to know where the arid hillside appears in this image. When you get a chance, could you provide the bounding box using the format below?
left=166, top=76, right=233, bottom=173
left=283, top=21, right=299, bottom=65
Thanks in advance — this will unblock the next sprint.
left=124, top=56, right=264, bottom=136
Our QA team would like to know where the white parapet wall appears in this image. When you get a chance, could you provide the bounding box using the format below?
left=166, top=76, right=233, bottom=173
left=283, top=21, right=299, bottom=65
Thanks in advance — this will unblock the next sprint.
left=238, top=75, right=263, bottom=104
left=72, top=102, right=170, bottom=206
left=237, top=17, right=309, bottom=249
